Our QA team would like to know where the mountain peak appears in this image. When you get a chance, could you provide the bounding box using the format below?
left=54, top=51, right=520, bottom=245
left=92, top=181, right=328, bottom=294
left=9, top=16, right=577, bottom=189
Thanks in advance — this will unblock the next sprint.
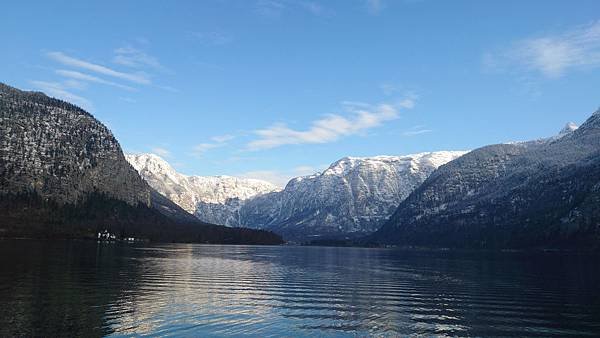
left=559, top=122, right=578, bottom=135
left=126, top=153, right=178, bottom=180
left=125, top=153, right=279, bottom=219
left=322, top=152, right=469, bottom=177
left=240, top=150, right=468, bottom=240
left=1, top=83, right=151, bottom=206
left=578, top=108, right=600, bottom=130
left=128, top=152, right=172, bottom=165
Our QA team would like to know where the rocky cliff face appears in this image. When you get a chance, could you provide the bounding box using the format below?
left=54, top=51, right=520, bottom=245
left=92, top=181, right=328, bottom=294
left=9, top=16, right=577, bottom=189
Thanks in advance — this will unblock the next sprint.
left=373, top=113, right=600, bottom=249
left=239, top=152, right=468, bottom=241
left=125, top=153, right=279, bottom=226
left=127, top=150, right=467, bottom=241
left=0, top=83, right=150, bottom=206
left=0, top=82, right=283, bottom=244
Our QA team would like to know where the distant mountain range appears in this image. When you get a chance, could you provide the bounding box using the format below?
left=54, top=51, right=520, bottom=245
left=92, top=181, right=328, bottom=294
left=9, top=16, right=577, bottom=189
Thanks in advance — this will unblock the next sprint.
left=0, top=83, right=282, bottom=244
left=371, top=113, right=600, bottom=249
left=126, top=153, right=278, bottom=226
left=238, top=152, right=468, bottom=241
left=129, top=151, right=466, bottom=241
left=130, top=112, right=600, bottom=249
left=3, top=81, right=598, bottom=249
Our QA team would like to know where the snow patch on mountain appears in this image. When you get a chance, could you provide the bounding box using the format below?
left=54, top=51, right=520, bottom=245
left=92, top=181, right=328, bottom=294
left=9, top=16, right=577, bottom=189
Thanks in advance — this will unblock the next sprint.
left=126, top=153, right=279, bottom=226
left=238, top=151, right=469, bottom=240
left=559, top=122, right=579, bottom=135
left=507, top=121, right=579, bottom=146
left=126, top=150, right=467, bottom=239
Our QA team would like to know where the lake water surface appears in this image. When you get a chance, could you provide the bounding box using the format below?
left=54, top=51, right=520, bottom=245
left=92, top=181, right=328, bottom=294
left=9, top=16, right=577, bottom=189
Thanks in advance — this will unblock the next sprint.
left=0, top=240, right=599, bottom=336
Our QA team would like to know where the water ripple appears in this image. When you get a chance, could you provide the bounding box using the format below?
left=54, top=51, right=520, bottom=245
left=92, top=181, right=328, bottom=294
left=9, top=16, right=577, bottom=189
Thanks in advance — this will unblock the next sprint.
left=0, top=241, right=599, bottom=336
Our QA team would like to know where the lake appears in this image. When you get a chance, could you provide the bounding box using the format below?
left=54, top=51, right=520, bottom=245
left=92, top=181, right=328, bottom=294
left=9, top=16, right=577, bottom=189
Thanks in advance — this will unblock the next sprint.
left=0, top=240, right=599, bottom=337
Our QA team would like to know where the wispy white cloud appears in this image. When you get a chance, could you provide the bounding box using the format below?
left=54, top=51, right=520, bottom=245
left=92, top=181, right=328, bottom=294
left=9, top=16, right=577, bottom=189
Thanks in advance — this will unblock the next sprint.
left=60, top=79, right=87, bottom=90
left=255, top=0, right=285, bottom=18
left=380, top=83, right=398, bottom=95
left=113, top=46, right=165, bottom=71
left=247, top=98, right=415, bottom=151
left=151, top=147, right=171, bottom=158
left=192, top=134, right=236, bottom=157
left=119, top=97, right=137, bottom=103
left=402, top=125, right=432, bottom=136
left=485, top=21, right=600, bottom=78
left=379, top=82, right=419, bottom=101
left=300, top=1, right=323, bottom=15
left=193, top=143, right=219, bottom=156
left=156, top=85, right=179, bottom=93
left=55, top=69, right=137, bottom=91
left=365, top=0, right=424, bottom=15
left=189, top=31, right=233, bottom=45
left=238, top=164, right=326, bottom=187
left=255, top=0, right=327, bottom=18
left=30, top=80, right=93, bottom=111
left=211, top=134, right=235, bottom=143
left=292, top=165, right=324, bottom=176
left=396, top=95, right=416, bottom=109
left=238, top=170, right=290, bottom=187
left=47, top=51, right=151, bottom=84
left=366, top=0, right=385, bottom=14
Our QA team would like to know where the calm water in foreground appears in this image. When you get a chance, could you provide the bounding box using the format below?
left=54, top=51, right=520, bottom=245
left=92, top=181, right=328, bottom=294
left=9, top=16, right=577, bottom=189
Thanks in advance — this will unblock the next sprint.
left=0, top=240, right=599, bottom=337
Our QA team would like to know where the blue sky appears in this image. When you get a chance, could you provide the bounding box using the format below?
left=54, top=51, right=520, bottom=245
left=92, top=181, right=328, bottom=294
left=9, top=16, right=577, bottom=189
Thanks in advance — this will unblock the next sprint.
left=2, top=0, right=600, bottom=186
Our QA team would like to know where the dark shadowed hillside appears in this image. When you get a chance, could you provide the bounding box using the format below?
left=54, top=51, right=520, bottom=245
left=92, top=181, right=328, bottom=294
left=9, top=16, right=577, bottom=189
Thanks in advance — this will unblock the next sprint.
left=371, top=110, right=600, bottom=250
left=0, top=83, right=282, bottom=245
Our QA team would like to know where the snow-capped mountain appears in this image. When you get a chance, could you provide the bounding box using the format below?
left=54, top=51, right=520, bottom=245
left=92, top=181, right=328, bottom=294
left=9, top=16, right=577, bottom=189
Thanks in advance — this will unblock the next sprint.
left=239, top=151, right=468, bottom=241
left=127, top=151, right=467, bottom=240
left=372, top=115, right=597, bottom=249
left=0, top=82, right=283, bottom=244
left=559, top=122, right=579, bottom=135
left=126, top=153, right=280, bottom=226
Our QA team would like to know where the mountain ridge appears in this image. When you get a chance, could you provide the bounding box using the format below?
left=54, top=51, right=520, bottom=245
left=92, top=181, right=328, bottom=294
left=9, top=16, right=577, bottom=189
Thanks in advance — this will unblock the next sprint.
left=0, top=82, right=283, bottom=244
left=371, top=110, right=600, bottom=249
left=239, top=151, right=468, bottom=241
left=128, top=150, right=468, bottom=241
left=126, top=153, right=279, bottom=226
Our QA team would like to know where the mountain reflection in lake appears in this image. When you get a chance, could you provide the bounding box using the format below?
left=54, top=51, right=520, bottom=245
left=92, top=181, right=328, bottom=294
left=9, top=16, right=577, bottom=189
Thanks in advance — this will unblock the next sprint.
left=0, top=240, right=599, bottom=336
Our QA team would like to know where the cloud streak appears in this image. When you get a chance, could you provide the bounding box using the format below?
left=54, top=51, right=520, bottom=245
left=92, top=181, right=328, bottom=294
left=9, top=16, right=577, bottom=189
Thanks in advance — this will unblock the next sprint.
left=485, top=21, right=600, bottom=78
left=113, top=46, right=165, bottom=70
left=366, top=0, right=385, bottom=14
left=239, top=164, right=326, bottom=187
left=30, top=80, right=93, bottom=111
left=151, top=147, right=171, bottom=158
left=189, top=31, right=233, bottom=45
left=55, top=69, right=137, bottom=91
left=402, top=125, right=432, bottom=136
left=247, top=98, right=415, bottom=151
left=254, top=0, right=327, bottom=18
left=47, top=51, right=151, bottom=84
left=192, top=134, right=235, bottom=157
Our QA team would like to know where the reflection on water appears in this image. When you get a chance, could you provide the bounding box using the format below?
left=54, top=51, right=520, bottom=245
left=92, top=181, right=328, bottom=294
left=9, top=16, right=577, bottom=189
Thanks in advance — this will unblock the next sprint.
left=0, top=240, right=599, bottom=336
